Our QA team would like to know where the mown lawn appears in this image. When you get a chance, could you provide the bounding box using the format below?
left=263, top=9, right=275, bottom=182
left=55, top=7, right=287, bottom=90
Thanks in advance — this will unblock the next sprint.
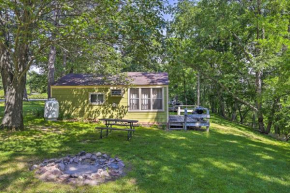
left=0, top=89, right=47, bottom=99
left=0, top=101, right=289, bottom=193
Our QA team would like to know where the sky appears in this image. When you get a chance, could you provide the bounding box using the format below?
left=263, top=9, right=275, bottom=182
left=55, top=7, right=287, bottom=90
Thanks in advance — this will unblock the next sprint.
left=163, top=0, right=178, bottom=21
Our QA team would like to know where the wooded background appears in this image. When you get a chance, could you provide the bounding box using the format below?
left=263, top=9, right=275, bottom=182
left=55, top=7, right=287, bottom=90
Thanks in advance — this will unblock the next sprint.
left=0, top=0, right=289, bottom=138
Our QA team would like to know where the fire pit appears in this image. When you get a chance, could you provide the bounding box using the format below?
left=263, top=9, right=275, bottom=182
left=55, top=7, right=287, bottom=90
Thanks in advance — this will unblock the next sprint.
left=31, top=151, right=125, bottom=185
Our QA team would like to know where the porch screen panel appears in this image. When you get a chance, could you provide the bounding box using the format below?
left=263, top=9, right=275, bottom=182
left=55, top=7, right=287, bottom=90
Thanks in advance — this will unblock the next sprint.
left=129, top=88, right=139, bottom=110
left=141, top=88, right=151, bottom=110
left=152, top=88, right=162, bottom=110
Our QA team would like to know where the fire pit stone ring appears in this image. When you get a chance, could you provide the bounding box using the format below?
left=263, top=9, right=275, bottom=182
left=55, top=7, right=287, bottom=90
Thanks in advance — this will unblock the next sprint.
left=31, top=151, right=126, bottom=185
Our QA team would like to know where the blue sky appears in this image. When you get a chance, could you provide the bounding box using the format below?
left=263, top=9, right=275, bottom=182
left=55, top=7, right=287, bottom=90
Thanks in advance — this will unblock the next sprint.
left=163, top=0, right=178, bottom=21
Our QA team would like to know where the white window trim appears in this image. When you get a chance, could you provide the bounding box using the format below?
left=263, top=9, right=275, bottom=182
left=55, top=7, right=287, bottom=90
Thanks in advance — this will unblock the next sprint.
left=128, top=87, right=164, bottom=112
left=89, top=92, right=105, bottom=105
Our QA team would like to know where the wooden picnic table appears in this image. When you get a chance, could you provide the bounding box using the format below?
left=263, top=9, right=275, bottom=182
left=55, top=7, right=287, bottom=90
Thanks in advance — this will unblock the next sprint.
left=96, top=119, right=139, bottom=140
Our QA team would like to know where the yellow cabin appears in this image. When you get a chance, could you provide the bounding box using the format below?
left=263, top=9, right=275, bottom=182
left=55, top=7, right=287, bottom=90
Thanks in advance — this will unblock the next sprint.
left=51, top=72, right=169, bottom=125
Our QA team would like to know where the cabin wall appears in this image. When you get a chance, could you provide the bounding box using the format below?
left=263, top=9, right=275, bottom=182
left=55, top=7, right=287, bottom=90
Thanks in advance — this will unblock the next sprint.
left=51, top=86, right=168, bottom=124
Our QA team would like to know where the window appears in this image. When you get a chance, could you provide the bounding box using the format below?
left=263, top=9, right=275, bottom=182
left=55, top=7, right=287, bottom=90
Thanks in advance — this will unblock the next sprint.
left=129, top=88, right=163, bottom=111
left=89, top=93, right=105, bottom=105
left=129, top=88, right=139, bottom=110
left=111, top=89, right=123, bottom=96
left=141, top=88, right=151, bottom=110
left=152, top=88, right=163, bottom=110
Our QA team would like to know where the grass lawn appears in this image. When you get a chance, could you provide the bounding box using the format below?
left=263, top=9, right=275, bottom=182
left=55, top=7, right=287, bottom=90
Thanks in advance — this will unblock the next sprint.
left=0, top=89, right=47, bottom=99
left=0, top=101, right=289, bottom=193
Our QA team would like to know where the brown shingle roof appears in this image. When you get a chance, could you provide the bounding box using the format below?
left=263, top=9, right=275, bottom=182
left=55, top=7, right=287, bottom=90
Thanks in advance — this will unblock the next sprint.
left=53, top=72, right=169, bottom=86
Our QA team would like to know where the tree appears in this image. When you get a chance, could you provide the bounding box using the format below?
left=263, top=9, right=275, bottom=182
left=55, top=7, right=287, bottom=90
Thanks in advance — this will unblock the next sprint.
left=167, top=0, right=290, bottom=133
left=43, top=0, right=165, bottom=97
left=0, top=0, right=119, bottom=130
left=0, top=0, right=165, bottom=130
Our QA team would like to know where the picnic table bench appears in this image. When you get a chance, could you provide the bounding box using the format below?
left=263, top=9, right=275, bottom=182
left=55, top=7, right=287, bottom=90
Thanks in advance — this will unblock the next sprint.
left=96, top=119, right=138, bottom=140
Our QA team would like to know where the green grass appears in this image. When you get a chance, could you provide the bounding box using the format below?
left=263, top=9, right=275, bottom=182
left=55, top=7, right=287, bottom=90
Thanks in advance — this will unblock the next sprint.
left=0, top=89, right=47, bottom=99
left=0, top=102, right=289, bottom=193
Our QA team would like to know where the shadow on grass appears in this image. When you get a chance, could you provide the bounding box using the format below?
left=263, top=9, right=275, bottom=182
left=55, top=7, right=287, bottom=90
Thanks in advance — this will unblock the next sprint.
left=0, top=102, right=290, bottom=192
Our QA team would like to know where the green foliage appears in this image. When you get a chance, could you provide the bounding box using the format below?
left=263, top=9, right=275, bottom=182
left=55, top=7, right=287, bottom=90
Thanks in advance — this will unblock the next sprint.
left=167, top=0, right=290, bottom=132
left=27, top=71, right=47, bottom=93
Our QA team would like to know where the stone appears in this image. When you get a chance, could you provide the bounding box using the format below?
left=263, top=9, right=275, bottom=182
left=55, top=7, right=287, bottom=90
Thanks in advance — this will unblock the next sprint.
left=58, top=163, right=65, bottom=171
left=79, top=151, right=86, bottom=156
left=73, top=157, right=79, bottom=163
left=83, top=174, right=92, bottom=179
left=91, top=154, right=97, bottom=161
left=109, top=163, right=119, bottom=170
left=84, top=179, right=98, bottom=185
left=70, top=174, right=78, bottom=178
left=34, top=152, right=126, bottom=186
left=97, top=169, right=110, bottom=178
left=96, top=152, right=102, bottom=157
left=85, top=153, right=92, bottom=158
left=47, top=163, right=55, bottom=167
left=58, top=174, right=70, bottom=182
left=118, top=161, right=125, bottom=168
left=40, top=169, right=62, bottom=181
left=50, top=169, right=62, bottom=176
left=82, top=159, right=91, bottom=164
left=99, top=159, right=106, bottom=163
left=44, top=174, right=58, bottom=181
left=110, top=170, right=120, bottom=176
left=67, top=178, right=77, bottom=184
left=90, top=173, right=100, bottom=179
left=59, top=174, right=70, bottom=179
left=36, top=167, right=47, bottom=174
left=100, top=170, right=110, bottom=178
left=48, top=159, right=56, bottom=163
left=55, top=159, right=62, bottom=163
left=30, top=164, right=38, bottom=171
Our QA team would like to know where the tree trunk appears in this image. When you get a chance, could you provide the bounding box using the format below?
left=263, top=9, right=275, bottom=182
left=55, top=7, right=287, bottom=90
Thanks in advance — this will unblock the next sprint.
left=23, top=86, right=28, bottom=101
left=255, top=70, right=265, bottom=133
left=231, top=101, right=237, bottom=121
left=218, top=90, right=225, bottom=117
left=274, top=125, right=280, bottom=135
left=197, top=72, right=200, bottom=106
left=1, top=81, right=25, bottom=130
left=252, top=112, right=256, bottom=129
left=0, top=52, right=26, bottom=130
left=183, top=70, right=187, bottom=105
left=47, top=8, right=59, bottom=98
left=61, top=50, right=67, bottom=77
left=265, top=98, right=279, bottom=134
left=47, top=45, right=56, bottom=98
